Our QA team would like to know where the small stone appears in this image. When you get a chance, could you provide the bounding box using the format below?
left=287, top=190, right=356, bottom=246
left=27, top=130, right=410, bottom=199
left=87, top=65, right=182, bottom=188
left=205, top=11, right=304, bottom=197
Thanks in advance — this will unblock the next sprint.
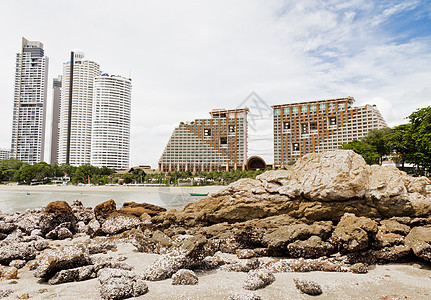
left=171, top=269, right=198, bottom=285
left=349, top=263, right=368, bottom=274
left=293, top=278, right=322, bottom=296
left=229, top=293, right=262, bottom=300
left=243, top=270, right=275, bottom=290
left=223, top=258, right=260, bottom=272
left=8, top=281, right=18, bottom=285
left=98, top=268, right=148, bottom=299
left=38, top=289, right=48, bottom=294
left=17, top=293, right=29, bottom=299
left=0, top=266, right=18, bottom=280
left=9, top=259, right=26, bottom=269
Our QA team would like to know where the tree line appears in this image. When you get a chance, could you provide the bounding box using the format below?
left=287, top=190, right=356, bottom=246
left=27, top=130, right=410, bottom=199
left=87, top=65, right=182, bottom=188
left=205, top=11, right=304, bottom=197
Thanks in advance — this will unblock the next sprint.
left=342, top=106, right=431, bottom=175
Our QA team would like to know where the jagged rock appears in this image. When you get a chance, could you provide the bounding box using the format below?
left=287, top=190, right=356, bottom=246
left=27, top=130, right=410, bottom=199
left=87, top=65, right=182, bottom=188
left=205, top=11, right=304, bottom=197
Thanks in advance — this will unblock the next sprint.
left=87, top=219, right=101, bottom=236
left=374, top=245, right=411, bottom=261
left=80, top=237, right=117, bottom=255
left=46, top=223, right=73, bottom=240
left=229, top=293, right=262, bottom=300
left=119, top=202, right=166, bottom=217
left=0, top=266, right=18, bottom=280
left=293, top=278, right=322, bottom=295
left=101, top=213, right=140, bottom=235
left=237, top=249, right=256, bottom=259
left=375, top=230, right=404, bottom=248
left=261, top=257, right=351, bottom=273
left=243, top=269, right=275, bottom=290
left=34, top=245, right=91, bottom=279
left=171, top=269, right=198, bottom=285
left=222, top=258, right=260, bottom=272
left=330, top=213, right=378, bottom=252
left=40, top=201, right=77, bottom=235
left=129, top=229, right=173, bottom=254
left=98, top=268, right=148, bottom=300
left=287, top=236, right=335, bottom=258
left=94, top=200, right=117, bottom=224
left=199, top=254, right=227, bottom=270
left=349, top=263, right=368, bottom=274
left=48, top=265, right=95, bottom=284
left=9, top=260, right=26, bottom=269
left=142, top=234, right=207, bottom=280
left=0, top=222, right=16, bottom=234
left=73, top=205, right=94, bottom=224
left=405, top=226, right=431, bottom=261
left=16, top=209, right=43, bottom=235
left=0, top=242, right=36, bottom=265
left=380, top=220, right=411, bottom=235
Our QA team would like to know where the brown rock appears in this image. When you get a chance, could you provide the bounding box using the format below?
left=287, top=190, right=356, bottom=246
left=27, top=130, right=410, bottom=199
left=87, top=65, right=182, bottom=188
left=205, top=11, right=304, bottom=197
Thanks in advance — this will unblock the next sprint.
left=404, top=226, right=431, bottom=261
left=94, top=199, right=116, bottom=224
left=237, top=249, right=256, bottom=259
left=287, top=236, right=335, bottom=258
left=293, top=278, right=322, bottom=295
left=380, top=220, right=411, bottom=235
left=0, top=266, right=18, bottom=280
left=120, top=202, right=166, bottom=216
left=40, top=201, right=76, bottom=234
left=374, top=245, right=411, bottom=262
left=171, top=269, right=198, bottom=285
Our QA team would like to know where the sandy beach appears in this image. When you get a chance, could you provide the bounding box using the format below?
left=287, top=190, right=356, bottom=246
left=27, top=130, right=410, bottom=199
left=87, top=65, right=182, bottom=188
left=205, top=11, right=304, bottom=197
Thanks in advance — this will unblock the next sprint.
left=1, top=239, right=430, bottom=300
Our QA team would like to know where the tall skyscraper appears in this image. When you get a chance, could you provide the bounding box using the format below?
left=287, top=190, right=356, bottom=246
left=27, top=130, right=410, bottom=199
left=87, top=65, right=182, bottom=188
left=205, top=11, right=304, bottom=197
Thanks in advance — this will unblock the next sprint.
left=58, top=51, right=100, bottom=165
left=50, top=75, right=62, bottom=163
left=272, top=97, right=388, bottom=166
left=90, top=74, right=132, bottom=169
left=11, top=37, right=48, bottom=164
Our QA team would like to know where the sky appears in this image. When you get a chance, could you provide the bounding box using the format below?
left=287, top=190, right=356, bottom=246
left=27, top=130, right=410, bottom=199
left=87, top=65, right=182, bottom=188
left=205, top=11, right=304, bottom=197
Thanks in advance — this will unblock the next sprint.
left=0, top=0, right=430, bottom=167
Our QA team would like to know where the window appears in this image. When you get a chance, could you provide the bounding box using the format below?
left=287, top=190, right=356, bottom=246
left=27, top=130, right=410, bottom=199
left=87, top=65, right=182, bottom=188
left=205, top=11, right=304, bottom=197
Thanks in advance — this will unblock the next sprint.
left=319, top=104, right=326, bottom=111
left=310, top=105, right=317, bottom=112
left=283, top=122, right=290, bottom=130
left=204, top=129, right=211, bottom=136
left=292, top=143, right=300, bottom=151
left=292, top=107, right=298, bottom=114
left=220, top=137, right=227, bottom=145
left=301, top=123, right=308, bottom=134
left=329, top=117, right=337, bottom=126
left=310, top=122, right=318, bottom=131
left=274, top=109, right=281, bottom=115
left=283, top=108, right=290, bottom=114
left=301, top=106, right=308, bottom=113
left=228, top=125, right=235, bottom=133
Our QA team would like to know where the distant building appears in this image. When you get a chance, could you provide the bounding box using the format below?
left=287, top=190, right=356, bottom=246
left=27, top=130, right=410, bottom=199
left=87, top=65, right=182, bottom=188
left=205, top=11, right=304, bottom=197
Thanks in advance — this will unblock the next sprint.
left=58, top=51, right=100, bottom=165
left=11, top=37, right=48, bottom=164
left=50, top=75, right=62, bottom=163
left=0, top=149, right=11, bottom=161
left=272, top=97, right=387, bottom=166
left=159, top=108, right=248, bottom=172
left=90, top=74, right=132, bottom=169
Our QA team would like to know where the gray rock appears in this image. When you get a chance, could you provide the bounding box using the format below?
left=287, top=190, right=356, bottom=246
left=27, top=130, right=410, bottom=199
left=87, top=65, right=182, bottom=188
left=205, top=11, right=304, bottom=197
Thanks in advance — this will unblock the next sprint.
left=101, top=213, right=141, bottom=235
left=222, top=258, right=260, bottom=272
left=293, top=278, right=322, bottom=295
left=9, top=259, right=26, bottom=269
left=0, top=242, right=36, bottom=265
left=171, top=269, right=198, bottom=285
left=243, top=269, right=275, bottom=290
left=0, top=222, right=16, bottom=234
left=98, top=268, right=148, bottom=299
left=48, top=265, right=95, bottom=285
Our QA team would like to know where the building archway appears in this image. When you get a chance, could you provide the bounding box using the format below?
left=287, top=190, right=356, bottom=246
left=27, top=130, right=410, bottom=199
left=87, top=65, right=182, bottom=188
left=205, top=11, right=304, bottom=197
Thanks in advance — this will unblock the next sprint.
left=246, top=156, right=266, bottom=171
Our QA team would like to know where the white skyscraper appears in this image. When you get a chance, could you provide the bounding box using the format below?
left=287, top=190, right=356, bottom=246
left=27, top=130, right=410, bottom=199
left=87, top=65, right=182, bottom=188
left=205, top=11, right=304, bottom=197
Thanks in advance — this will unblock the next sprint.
left=50, top=75, right=62, bottom=163
left=58, top=51, right=100, bottom=165
left=11, top=37, right=48, bottom=164
left=91, top=74, right=132, bottom=169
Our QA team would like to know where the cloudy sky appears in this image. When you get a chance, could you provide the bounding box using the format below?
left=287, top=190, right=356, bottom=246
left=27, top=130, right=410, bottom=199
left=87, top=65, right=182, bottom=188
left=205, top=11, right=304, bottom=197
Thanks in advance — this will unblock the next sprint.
left=1, top=0, right=430, bottom=167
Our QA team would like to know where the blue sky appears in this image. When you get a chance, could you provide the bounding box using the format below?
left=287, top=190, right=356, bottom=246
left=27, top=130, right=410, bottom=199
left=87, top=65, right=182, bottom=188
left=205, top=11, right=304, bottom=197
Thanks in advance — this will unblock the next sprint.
left=0, top=0, right=430, bottom=166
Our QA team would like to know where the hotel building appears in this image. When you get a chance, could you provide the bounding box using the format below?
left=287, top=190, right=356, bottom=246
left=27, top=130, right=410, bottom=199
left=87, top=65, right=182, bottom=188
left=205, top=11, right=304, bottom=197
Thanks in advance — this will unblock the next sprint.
left=11, top=37, right=48, bottom=164
left=50, top=75, right=61, bottom=163
left=58, top=51, right=100, bottom=165
left=272, top=97, right=387, bottom=166
left=159, top=108, right=248, bottom=172
left=90, top=74, right=132, bottom=169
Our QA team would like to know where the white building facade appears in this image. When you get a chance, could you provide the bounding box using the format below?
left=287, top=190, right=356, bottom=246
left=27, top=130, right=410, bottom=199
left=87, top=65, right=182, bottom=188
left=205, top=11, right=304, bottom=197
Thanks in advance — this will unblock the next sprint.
left=58, top=51, right=100, bottom=165
left=90, top=75, right=132, bottom=169
left=50, top=75, right=61, bottom=163
left=11, top=37, right=48, bottom=164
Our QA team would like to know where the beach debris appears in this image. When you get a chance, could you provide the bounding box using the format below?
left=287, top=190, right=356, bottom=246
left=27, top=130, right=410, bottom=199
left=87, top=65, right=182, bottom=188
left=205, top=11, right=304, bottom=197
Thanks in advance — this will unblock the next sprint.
left=243, top=269, right=275, bottom=290
left=171, top=269, right=198, bottom=285
left=0, top=266, right=18, bottom=280
left=229, top=293, right=262, bottom=300
left=236, top=249, right=256, bottom=259
left=98, top=268, right=148, bottom=300
left=34, top=245, right=91, bottom=279
left=0, top=242, right=36, bottom=265
left=101, top=213, right=140, bottom=235
left=379, top=295, right=403, bottom=300
left=293, top=278, right=322, bottom=295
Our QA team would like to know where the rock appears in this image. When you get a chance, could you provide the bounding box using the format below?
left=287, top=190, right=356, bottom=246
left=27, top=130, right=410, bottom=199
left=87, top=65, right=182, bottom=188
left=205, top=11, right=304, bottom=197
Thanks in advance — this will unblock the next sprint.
left=142, top=234, right=207, bottom=281
left=46, top=223, right=73, bottom=240
left=199, top=254, right=227, bottom=270
left=81, top=237, right=117, bottom=255
left=330, top=213, right=378, bottom=252
left=119, top=202, right=166, bottom=217
left=98, top=268, right=148, bottom=300
left=229, top=293, right=262, bottom=300
left=379, top=295, right=402, bottom=300
left=34, top=245, right=91, bottom=279
left=0, top=222, right=16, bottom=234
left=0, top=266, right=18, bottom=280
left=287, top=236, right=335, bottom=258
left=171, top=269, right=198, bottom=285
left=0, top=242, right=36, bottom=265
left=293, top=278, right=323, bottom=295
left=237, top=249, right=256, bottom=259
left=40, top=201, right=76, bottom=234
left=380, top=220, right=411, bottom=235
left=101, top=213, right=141, bottom=235
left=349, top=263, right=368, bottom=274
left=94, top=200, right=117, bottom=224
left=128, top=229, right=173, bottom=254
left=9, top=260, right=26, bottom=269
left=243, top=269, right=275, bottom=290
left=405, top=226, right=431, bottom=261
left=222, top=258, right=260, bottom=272
left=87, top=219, right=101, bottom=236
left=374, top=245, right=411, bottom=262
left=48, top=265, right=95, bottom=285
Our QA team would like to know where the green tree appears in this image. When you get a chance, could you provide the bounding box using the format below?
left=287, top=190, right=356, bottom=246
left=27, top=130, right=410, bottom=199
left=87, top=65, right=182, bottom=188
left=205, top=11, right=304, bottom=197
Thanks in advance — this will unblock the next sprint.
left=342, top=140, right=380, bottom=165
left=361, top=128, right=392, bottom=165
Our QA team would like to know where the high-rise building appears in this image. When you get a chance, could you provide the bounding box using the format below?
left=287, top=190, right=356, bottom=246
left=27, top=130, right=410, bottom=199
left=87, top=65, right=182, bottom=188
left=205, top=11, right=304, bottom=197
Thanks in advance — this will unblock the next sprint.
left=159, top=108, right=249, bottom=172
left=11, top=37, right=48, bottom=164
left=58, top=51, right=100, bottom=165
left=50, top=75, right=62, bottom=163
left=0, top=149, right=11, bottom=161
left=90, top=74, right=132, bottom=169
left=272, top=97, right=388, bottom=166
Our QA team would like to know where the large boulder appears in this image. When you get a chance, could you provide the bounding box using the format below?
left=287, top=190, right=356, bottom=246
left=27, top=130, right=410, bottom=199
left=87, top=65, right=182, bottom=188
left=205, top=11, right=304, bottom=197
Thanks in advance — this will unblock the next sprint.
left=98, top=268, right=148, bottom=300
left=405, top=226, right=431, bottom=261
left=39, top=201, right=77, bottom=234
